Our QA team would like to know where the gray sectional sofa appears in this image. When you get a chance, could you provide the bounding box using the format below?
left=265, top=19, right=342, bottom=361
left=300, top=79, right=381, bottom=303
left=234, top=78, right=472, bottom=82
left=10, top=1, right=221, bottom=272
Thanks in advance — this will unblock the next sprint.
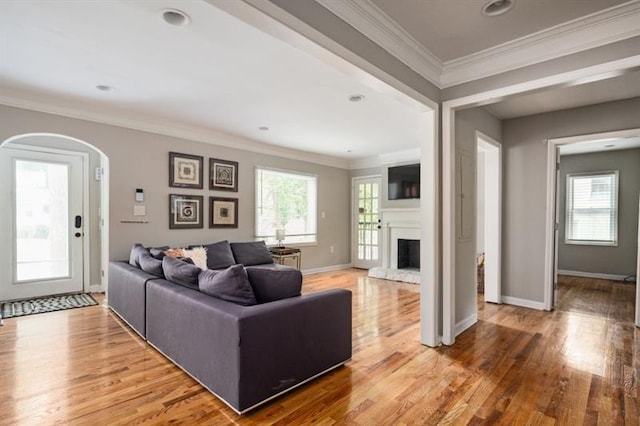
left=108, top=240, right=352, bottom=414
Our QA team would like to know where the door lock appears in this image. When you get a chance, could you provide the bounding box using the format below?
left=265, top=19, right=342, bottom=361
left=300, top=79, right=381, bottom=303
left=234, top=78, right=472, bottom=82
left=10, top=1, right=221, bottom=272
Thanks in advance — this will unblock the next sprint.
left=75, top=232, right=82, bottom=238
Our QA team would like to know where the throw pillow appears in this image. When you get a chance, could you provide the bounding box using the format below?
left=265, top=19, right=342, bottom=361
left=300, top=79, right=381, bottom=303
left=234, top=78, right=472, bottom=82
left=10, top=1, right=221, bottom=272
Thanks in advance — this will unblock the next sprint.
left=203, top=240, right=236, bottom=270
left=138, top=250, right=164, bottom=278
left=183, top=246, right=208, bottom=270
left=149, top=246, right=170, bottom=260
left=164, top=247, right=186, bottom=258
left=198, top=265, right=257, bottom=306
left=230, top=241, right=273, bottom=266
left=162, top=256, right=200, bottom=290
left=129, top=243, right=147, bottom=267
left=247, top=268, right=302, bottom=303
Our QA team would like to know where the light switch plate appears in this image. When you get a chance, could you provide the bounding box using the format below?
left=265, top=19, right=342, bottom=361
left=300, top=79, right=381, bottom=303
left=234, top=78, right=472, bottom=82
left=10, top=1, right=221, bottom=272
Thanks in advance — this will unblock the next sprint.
left=133, top=205, right=146, bottom=216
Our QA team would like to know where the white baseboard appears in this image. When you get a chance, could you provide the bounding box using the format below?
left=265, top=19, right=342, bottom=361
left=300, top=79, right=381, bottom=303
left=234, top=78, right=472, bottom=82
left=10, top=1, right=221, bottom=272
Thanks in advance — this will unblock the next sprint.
left=455, top=313, right=478, bottom=337
left=557, top=269, right=630, bottom=281
left=89, top=284, right=104, bottom=293
left=302, top=263, right=353, bottom=276
left=501, top=296, right=545, bottom=310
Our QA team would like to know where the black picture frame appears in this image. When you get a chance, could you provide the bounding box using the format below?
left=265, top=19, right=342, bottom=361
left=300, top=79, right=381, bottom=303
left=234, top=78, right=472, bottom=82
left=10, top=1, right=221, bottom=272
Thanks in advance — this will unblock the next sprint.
left=169, top=152, right=203, bottom=189
left=210, top=196, right=238, bottom=228
left=209, top=158, right=238, bottom=192
left=169, top=194, right=204, bottom=229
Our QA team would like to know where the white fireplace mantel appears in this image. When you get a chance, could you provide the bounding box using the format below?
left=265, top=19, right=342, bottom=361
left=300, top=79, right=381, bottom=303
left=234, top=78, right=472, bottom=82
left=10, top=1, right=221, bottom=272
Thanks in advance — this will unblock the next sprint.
left=380, top=208, right=420, bottom=269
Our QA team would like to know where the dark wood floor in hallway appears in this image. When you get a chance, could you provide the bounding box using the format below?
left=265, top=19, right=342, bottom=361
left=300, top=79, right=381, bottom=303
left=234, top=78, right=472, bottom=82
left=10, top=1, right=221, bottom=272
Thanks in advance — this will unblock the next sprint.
left=0, top=270, right=637, bottom=425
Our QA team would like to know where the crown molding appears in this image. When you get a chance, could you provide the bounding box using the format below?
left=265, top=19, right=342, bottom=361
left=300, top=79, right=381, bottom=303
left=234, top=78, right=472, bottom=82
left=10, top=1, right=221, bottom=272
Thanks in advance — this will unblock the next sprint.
left=0, top=92, right=351, bottom=170
left=314, top=0, right=443, bottom=87
left=349, top=147, right=420, bottom=169
left=441, top=1, right=640, bottom=87
left=315, top=0, right=640, bottom=89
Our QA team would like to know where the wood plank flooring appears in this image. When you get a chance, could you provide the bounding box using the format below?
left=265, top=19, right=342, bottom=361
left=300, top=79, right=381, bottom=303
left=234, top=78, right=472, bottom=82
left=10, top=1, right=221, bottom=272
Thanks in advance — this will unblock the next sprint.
left=0, top=270, right=637, bottom=425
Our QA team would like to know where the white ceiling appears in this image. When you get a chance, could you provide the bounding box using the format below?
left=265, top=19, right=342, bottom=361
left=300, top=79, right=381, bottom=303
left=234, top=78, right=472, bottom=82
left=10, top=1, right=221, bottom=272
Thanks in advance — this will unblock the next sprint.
left=0, top=0, right=425, bottom=162
left=559, top=136, right=640, bottom=155
left=370, top=0, right=629, bottom=62
left=0, top=0, right=638, bottom=165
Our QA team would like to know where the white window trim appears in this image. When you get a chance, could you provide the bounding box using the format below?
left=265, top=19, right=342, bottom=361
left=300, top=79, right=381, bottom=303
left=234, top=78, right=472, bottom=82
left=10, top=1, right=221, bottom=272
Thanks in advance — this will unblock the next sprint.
left=255, top=165, right=318, bottom=246
left=565, top=170, right=619, bottom=247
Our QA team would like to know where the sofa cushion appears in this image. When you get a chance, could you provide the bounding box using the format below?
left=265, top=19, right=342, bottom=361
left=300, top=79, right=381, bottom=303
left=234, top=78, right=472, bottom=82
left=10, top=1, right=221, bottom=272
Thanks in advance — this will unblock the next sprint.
left=199, top=265, right=257, bottom=306
left=138, top=250, right=164, bottom=278
left=247, top=268, right=302, bottom=303
left=162, top=256, right=200, bottom=290
left=129, top=243, right=147, bottom=267
left=149, top=246, right=170, bottom=260
left=230, top=241, right=273, bottom=266
left=202, top=240, right=236, bottom=270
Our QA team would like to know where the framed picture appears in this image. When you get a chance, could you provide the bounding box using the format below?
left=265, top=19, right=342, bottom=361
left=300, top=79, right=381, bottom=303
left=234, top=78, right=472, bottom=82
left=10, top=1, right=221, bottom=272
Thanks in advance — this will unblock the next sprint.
left=209, top=158, right=238, bottom=192
left=169, top=194, right=203, bottom=229
left=210, top=197, right=238, bottom=228
left=169, top=152, right=203, bottom=189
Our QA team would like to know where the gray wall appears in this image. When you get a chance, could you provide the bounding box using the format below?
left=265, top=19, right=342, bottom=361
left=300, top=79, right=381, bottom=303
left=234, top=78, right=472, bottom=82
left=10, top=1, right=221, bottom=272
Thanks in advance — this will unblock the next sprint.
left=502, top=97, right=640, bottom=303
left=454, top=107, right=501, bottom=324
left=558, top=148, right=640, bottom=277
left=0, top=105, right=351, bottom=271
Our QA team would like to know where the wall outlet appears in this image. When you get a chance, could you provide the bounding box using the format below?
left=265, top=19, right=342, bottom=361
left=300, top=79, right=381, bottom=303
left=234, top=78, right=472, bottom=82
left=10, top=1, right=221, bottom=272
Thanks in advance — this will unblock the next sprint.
left=329, top=245, right=335, bottom=254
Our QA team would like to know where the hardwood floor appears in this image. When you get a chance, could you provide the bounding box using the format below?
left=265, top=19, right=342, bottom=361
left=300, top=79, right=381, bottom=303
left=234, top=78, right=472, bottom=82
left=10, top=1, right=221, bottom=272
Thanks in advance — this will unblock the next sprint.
left=0, top=270, right=637, bottom=425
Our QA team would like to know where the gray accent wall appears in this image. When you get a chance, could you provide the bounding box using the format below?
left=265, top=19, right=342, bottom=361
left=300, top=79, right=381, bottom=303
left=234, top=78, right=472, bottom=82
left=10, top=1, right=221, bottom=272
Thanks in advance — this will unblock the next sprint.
left=558, top=148, right=640, bottom=277
left=502, top=97, right=640, bottom=303
left=0, top=105, right=351, bottom=271
left=454, top=107, right=501, bottom=324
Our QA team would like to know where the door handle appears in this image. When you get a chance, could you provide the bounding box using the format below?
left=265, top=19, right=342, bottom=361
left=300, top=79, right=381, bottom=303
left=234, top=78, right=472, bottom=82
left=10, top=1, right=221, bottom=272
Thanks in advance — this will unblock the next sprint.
left=75, top=215, right=82, bottom=229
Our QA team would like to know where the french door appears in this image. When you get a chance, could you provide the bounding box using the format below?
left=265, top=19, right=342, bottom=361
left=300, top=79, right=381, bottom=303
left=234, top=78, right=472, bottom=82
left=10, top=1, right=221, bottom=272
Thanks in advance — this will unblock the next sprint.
left=352, top=177, right=381, bottom=269
left=0, top=147, right=85, bottom=301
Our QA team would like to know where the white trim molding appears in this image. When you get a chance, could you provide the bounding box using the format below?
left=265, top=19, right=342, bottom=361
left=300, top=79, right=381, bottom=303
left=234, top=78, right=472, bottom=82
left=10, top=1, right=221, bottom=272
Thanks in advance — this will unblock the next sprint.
left=455, top=313, right=478, bottom=337
left=315, top=0, right=640, bottom=88
left=557, top=270, right=630, bottom=282
left=501, top=296, right=546, bottom=311
left=302, top=264, right=353, bottom=276
left=314, top=0, right=442, bottom=86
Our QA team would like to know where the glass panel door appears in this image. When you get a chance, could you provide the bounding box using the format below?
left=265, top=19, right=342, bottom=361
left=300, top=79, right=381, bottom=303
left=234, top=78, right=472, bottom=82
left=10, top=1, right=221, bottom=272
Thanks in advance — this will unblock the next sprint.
left=0, top=146, right=84, bottom=301
left=353, top=177, right=381, bottom=269
left=15, top=160, right=70, bottom=281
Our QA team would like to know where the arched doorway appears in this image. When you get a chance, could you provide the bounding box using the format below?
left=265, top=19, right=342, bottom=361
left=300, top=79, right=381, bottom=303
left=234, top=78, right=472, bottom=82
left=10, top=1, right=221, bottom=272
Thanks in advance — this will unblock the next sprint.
left=0, top=133, right=109, bottom=301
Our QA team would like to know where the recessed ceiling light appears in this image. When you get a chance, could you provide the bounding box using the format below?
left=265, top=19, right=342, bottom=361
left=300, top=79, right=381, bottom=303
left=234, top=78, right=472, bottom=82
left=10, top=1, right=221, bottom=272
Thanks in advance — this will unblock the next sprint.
left=482, top=0, right=514, bottom=16
left=348, top=94, right=365, bottom=102
left=162, top=9, right=191, bottom=26
left=605, top=144, right=615, bottom=148
left=96, top=85, right=112, bottom=92
left=259, top=126, right=269, bottom=131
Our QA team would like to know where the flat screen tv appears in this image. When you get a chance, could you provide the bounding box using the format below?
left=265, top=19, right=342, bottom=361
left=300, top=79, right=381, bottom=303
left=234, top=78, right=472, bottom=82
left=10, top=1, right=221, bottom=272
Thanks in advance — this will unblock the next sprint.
left=388, top=163, right=420, bottom=200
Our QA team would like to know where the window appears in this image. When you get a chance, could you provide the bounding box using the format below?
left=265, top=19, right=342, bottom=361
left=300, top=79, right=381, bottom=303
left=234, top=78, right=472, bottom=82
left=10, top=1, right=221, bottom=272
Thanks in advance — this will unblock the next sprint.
left=255, top=167, right=317, bottom=245
left=565, top=171, right=618, bottom=246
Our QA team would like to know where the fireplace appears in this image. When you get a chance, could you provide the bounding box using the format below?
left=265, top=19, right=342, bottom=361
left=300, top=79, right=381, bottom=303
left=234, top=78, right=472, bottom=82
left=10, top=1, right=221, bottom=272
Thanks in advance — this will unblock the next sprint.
left=397, top=239, right=420, bottom=270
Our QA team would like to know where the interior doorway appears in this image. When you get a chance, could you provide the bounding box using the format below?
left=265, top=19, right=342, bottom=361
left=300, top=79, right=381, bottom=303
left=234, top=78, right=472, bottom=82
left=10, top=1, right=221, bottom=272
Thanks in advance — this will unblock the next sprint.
left=476, top=132, right=501, bottom=304
left=544, top=128, right=640, bottom=326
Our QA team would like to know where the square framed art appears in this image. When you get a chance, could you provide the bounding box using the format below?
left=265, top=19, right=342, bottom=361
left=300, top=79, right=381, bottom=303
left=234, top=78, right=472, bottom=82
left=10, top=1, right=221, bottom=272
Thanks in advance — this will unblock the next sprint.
left=169, top=194, right=203, bottom=229
left=210, top=197, right=238, bottom=228
left=169, top=152, right=203, bottom=189
left=209, top=158, right=238, bottom=192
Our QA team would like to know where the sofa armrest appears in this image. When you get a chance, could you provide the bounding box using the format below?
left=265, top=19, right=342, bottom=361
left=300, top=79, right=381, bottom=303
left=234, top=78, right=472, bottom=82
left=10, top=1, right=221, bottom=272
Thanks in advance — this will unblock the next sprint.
left=108, top=261, right=157, bottom=337
left=235, top=288, right=352, bottom=411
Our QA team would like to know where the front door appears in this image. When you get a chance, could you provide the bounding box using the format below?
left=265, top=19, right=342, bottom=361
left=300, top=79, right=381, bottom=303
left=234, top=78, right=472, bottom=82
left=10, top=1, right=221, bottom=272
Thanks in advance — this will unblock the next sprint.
left=352, top=177, right=381, bottom=269
left=0, top=146, right=85, bottom=301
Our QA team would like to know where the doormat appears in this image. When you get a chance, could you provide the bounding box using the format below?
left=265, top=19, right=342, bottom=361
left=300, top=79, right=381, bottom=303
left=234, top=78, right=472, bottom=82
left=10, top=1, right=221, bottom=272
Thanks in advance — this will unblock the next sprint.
left=1, top=293, right=98, bottom=320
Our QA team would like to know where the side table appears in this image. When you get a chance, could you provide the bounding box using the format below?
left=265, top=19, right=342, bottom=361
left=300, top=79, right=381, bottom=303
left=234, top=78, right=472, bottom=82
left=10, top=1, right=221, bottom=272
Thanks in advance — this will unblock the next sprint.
left=268, top=247, right=301, bottom=269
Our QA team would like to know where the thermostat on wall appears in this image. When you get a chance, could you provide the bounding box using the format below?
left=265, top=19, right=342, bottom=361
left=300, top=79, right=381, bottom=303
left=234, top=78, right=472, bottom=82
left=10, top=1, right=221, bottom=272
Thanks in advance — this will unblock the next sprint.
left=135, top=188, right=144, bottom=202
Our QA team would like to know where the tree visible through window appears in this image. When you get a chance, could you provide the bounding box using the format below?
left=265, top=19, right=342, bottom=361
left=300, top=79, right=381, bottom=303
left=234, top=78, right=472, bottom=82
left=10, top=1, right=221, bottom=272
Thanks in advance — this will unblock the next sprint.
left=255, top=167, right=317, bottom=245
left=565, top=171, right=618, bottom=246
